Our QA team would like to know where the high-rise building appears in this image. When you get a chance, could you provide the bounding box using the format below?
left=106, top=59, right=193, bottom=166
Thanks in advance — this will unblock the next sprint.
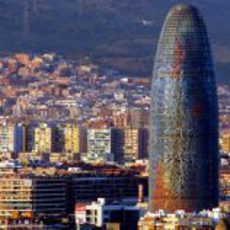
left=34, top=123, right=52, bottom=153
left=123, top=129, right=139, bottom=161
left=86, top=129, right=113, bottom=163
left=64, top=124, right=80, bottom=154
left=0, top=123, right=25, bottom=153
left=111, top=128, right=124, bottom=163
left=51, top=124, right=64, bottom=153
left=149, top=4, right=219, bottom=212
left=79, top=127, right=88, bottom=153
left=24, top=124, right=35, bottom=152
left=123, top=128, right=148, bottom=161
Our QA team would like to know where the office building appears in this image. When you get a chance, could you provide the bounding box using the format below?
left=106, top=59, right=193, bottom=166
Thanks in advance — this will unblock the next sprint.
left=0, top=123, right=24, bottom=153
left=63, top=124, right=87, bottom=160
left=123, top=128, right=148, bottom=161
left=111, top=128, right=124, bottom=163
left=71, top=173, right=148, bottom=203
left=0, top=176, right=68, bottom=219
left=64, top=124, right=80, bottom=154
left=34, top=123, right=52, bottom=153
left=32, top=177, right=68, bottom=215
left=51, top=124, right=64, bottom=153
left=149, top=4, right=219, bottom=212
left=0, top=178, right=32, bottom=219
left=86, top=129, right=113, bottom=163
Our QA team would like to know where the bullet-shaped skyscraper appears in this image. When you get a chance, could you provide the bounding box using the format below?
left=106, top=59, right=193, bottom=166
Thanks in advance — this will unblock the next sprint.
left=149, top=4, right=219, bottom=212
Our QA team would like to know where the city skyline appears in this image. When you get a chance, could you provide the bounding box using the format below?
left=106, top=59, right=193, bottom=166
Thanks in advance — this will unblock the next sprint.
left=0, top=2, right=229, bottom=229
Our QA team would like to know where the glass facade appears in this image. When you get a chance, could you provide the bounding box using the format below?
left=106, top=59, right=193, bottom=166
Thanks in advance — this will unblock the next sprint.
left=149, top=4, right=219, bottom=212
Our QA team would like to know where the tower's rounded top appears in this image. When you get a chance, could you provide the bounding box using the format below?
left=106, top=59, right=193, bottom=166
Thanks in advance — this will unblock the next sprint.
left=170, top=3, right=198, bottom=15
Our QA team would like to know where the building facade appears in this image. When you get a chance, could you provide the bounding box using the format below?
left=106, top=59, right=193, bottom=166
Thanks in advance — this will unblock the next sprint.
left=0, top=176, right=68, bottom=219
left=138, top=211, right=228, bottom=230
left=34, top=123, right=52, bottom=153
left=0, top=178, right=33, bottom=219
left=86, top=129, right=113, bottom=163
left=123, top=128, right=148, bottom=161
left=149, top=4, right=219, bottom=212
left=75, top=198, right=140, bottom=229
left=71, top=173, right=148, bottom=203
left=64, top=124, right=80, bottom=154
left=0, top=123, right=24, bottom=153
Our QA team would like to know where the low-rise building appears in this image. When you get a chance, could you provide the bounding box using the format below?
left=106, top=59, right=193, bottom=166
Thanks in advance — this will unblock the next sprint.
left=138, top=210, right=229, bottom=230
left=75, top=198, right=140, bottom=229
left=0, top=176, right=68, bottom=219
left=71, top=173, right=148, bottom=204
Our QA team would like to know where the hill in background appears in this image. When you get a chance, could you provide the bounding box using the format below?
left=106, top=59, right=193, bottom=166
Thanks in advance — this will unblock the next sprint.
left=0, top=0, right=229, bottom=83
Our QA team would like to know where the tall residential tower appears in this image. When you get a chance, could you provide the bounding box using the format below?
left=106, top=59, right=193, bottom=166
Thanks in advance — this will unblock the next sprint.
left=149, top=4, right=219, bottom=212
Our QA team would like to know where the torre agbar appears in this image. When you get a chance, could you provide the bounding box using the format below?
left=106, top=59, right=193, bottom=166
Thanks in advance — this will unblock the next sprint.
left=149, top=4, right=219, bottom=212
